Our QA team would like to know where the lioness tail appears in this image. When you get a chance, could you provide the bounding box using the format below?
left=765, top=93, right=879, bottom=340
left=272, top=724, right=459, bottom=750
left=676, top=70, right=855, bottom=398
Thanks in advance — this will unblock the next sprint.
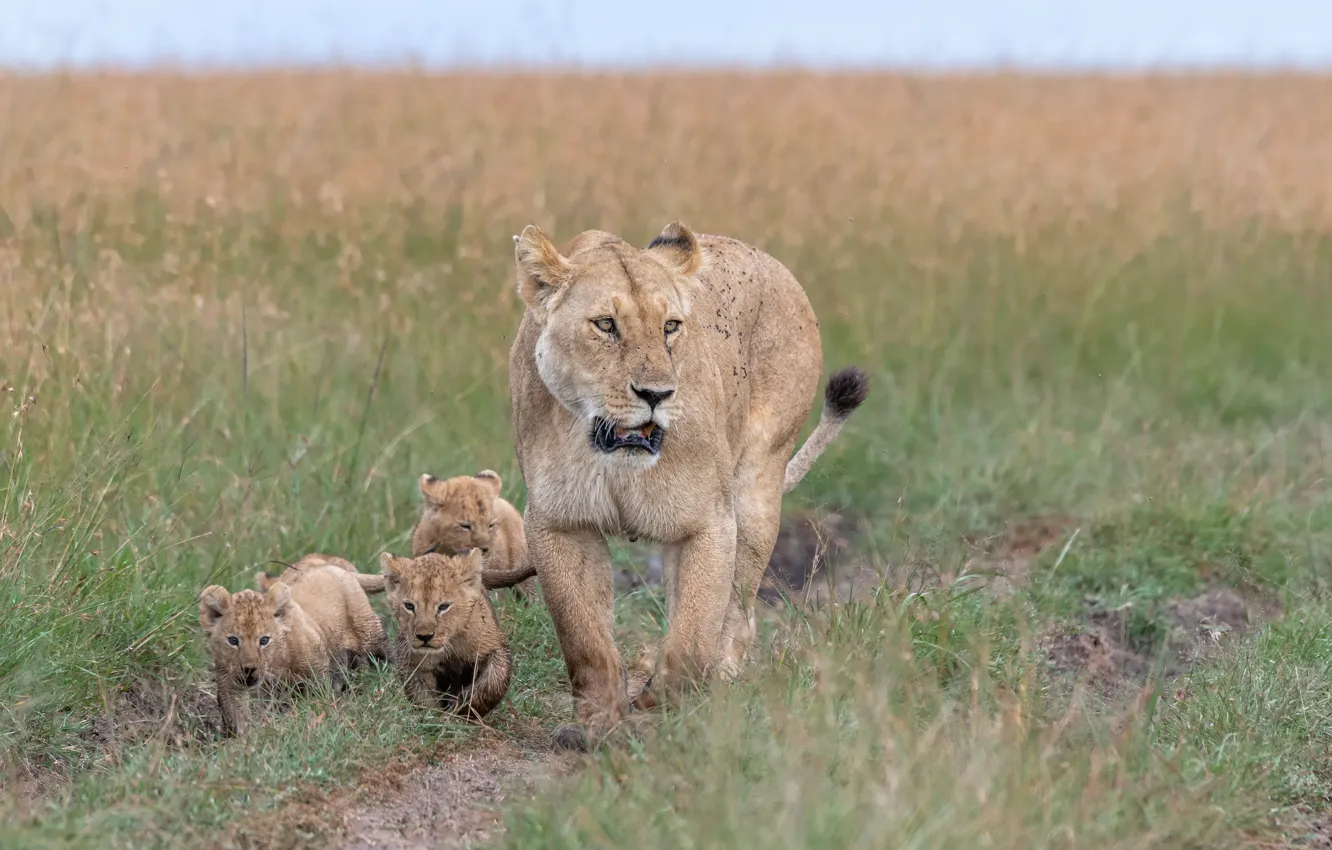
left=782, top=366, right=870, bottom=493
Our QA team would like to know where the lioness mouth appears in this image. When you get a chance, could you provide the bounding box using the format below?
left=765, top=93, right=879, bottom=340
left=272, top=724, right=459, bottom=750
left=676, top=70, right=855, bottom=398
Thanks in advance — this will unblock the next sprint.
left=590, top=417, right=666, bottom=455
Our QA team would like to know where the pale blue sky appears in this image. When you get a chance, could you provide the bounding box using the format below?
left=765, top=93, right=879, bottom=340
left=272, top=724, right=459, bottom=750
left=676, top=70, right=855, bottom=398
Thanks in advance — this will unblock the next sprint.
left=2, top=0, right=1330, bottom=71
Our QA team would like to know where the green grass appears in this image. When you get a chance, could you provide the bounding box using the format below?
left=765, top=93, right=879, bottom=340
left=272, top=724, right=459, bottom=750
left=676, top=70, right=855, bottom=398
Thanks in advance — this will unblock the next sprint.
left=3, top=193, right=1332, bottom=849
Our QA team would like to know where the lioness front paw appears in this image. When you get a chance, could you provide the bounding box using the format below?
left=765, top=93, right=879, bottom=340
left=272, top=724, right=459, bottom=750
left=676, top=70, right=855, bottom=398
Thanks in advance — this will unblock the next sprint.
left=552, top=722, right=589, bottom=752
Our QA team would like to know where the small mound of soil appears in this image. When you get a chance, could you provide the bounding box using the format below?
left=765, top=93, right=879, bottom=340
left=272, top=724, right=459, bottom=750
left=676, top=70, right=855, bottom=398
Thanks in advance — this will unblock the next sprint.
left=1038, top=585, right=1281, bottom=704
left=759, top=509, right=882, bottom=607
left=80, top=674, right=220, bottom=758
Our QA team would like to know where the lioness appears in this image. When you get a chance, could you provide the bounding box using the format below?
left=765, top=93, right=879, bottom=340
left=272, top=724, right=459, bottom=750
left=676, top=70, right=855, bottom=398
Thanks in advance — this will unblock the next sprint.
left=411, top=470, right=535, bottom=597
left=198, top=562, right=388, bottom=736
left=380, top=549, right=513, bottom=720
left=508, top=221, right=869, bottom=749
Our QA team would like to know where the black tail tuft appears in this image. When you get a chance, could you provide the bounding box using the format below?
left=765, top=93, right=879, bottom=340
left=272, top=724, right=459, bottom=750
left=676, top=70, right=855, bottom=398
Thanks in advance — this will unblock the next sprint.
left=825, top=366, right=870, bottom=418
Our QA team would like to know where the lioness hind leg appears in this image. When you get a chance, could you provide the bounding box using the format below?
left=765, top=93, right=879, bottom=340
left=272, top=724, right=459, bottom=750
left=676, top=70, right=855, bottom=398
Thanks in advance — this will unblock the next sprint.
left=720, top=459, right=789, bottom=679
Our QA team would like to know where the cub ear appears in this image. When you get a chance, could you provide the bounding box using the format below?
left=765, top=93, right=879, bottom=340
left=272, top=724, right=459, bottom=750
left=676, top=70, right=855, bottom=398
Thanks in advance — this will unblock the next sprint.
left=473, top=469, right=502, bottom=494
left=645, top=221, right=703, bottom=277
left=419, top=473, right=439, bottom=501
left=198, top=585, right=230, bottom=632
left=514, top=224, right=573, bottom=312
left=463, top=547, right=485, bottom=587
left=380, top=552, right=403, bottom=590
left=267, top=582, right=293, bottom=619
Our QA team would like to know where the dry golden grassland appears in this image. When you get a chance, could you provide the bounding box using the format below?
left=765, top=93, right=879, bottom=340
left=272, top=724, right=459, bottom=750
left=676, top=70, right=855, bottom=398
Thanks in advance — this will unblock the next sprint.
left=2, top=72, right=1332, bottom=848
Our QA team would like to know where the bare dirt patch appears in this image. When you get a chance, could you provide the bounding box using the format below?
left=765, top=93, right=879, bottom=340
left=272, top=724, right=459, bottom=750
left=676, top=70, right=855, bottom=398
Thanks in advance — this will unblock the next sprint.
left=758, top=509, right=886, bottom=608
left=81, top=672, right=221, bottom=759
left=962, top=515, right=1080, bottom=597
left=329, top=730, right=576, bottom=850
left=1038, top=584, right=1283, bottom=705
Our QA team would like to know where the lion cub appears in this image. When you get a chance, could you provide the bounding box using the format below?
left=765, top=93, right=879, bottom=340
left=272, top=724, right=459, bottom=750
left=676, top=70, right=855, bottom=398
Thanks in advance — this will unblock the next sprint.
left=380, top=549, right=512, bottom=719
left=198, top=560, right=388, bottom=737
left=412, top=469, right=535, bottom=595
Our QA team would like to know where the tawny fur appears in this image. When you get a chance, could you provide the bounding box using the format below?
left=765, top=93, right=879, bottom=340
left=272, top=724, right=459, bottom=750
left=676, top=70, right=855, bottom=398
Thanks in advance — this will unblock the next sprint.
left=254, top=552, right=387, bottom=595
left=379, top=550, right=513, bottom=720
left=508, top=221, right=869, bottom=749
left=411, top=470, right=536, bottom=597
left=198, top=563, right=388, bottom=737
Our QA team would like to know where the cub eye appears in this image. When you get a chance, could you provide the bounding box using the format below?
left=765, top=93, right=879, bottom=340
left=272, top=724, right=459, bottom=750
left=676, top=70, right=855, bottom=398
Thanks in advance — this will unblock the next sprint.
left=488, top=521, right=497, bottom=530
left=664, top=319, right=682, bottom=334
left=458, top=522, right=472, bottom=530
left=227, top=635, right=240, bottom=647
left=403, top=601, right=416, bottom=613
left=437, top=602, right=452, bottom=614
left=592, top=317, right=617, bottom=335
left=258, top=635, right=270, bottom=647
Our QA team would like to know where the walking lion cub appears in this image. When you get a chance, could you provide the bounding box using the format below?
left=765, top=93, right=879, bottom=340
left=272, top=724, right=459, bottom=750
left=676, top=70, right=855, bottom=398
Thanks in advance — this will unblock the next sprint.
left=380, top=549, right=513, bottom=720
left=198, top=556, right=388, bottom=737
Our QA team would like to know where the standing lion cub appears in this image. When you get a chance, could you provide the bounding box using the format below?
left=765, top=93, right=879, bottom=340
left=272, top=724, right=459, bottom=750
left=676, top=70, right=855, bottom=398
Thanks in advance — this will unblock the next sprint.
left=412, top=469, right=535, bottom=596
left=198, top=557, right=388, bottom=737
left=380, top=549, right=512, bottom=720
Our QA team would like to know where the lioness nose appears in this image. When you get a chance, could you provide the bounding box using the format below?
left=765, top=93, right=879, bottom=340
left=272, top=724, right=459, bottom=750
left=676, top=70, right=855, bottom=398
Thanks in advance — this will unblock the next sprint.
left=416, top=633, right=434, bottom=644
left=632, top=386, right=674, bottom=409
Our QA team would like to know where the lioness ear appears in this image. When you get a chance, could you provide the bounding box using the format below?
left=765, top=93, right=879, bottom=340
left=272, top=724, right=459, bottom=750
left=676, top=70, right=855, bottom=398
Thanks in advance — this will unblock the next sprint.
left=514, top=224, right=573, bottom=312
left=268, top=582, right=293, bottom=619
left=198, top=585, right=230, bottom=632
left=253, top=571, right=273, bottom=592
left=474, top=469, right=502, bottom=494
left=645, top=221, right=703, bottom=277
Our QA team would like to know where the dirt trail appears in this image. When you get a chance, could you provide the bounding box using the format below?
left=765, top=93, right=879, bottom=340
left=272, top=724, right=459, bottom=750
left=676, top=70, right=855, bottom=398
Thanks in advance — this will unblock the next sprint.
left=331, top=733, right=577, bottom=850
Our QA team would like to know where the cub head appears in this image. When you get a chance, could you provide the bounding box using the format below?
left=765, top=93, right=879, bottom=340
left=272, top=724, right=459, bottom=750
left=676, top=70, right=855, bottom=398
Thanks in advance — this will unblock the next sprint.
left=412, top=470, right=503, bottom=557
left=197, top=583, right=293, bottom=687
left=513, top=221, right=705, bottom=462
left=380, top=549, right=486, bottom=652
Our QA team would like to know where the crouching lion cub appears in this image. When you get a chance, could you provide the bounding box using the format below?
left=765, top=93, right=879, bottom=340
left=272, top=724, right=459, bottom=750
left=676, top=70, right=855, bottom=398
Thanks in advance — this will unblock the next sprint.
left=198, top=560, right=388, bottom=737
left=254, top=552, right=387, bottom=596
left=380, top=549, right=512, bottom=720
left=412, top=469, right=536, bottom=597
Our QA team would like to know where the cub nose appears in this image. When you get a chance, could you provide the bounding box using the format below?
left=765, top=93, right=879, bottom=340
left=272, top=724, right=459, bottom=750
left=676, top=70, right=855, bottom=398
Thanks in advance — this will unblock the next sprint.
left=632, top=385, right=674, bottom=409
left=480, top=547, right=491, bottom=555
left=415, top=633, right=435, bottom=645
left=241, top=666, right=257, bottom=677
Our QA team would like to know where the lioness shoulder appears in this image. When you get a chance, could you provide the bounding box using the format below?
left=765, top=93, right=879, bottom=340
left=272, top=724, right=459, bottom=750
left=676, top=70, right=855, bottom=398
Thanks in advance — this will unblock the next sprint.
left=379, top=549, right=512, bottom=719
left=411, top=470, right=534, bottom=596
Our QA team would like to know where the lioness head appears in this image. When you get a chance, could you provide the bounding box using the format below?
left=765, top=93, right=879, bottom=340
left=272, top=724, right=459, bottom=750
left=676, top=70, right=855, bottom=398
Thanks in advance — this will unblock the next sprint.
left=513, top=222, right=705, bottom=461
left=412, top=470, right=501, bottom=557
left=380, top=550, right=486, bottom=652
left=198, top=583, right=293, bottom=687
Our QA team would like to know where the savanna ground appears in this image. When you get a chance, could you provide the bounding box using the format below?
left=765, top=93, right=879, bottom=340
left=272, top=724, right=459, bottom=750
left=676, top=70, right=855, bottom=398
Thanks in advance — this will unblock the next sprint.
left=3, top=71, right=1332, bottom=848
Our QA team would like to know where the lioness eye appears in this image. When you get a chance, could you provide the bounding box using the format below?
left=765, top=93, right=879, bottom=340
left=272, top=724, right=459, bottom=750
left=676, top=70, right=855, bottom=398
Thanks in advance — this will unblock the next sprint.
left=593, top=317, right=617, bottom=334
left=458, top=522, right=472, bottom=530
left=227, top=636, right=239, bottom=647
left=664, top=319, right=681, bottom=334
left=258, top=635, right=270, bottom=647
left=403, top=601, right=416, bottom=613
left=437, top=602, right=451, bottom=614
